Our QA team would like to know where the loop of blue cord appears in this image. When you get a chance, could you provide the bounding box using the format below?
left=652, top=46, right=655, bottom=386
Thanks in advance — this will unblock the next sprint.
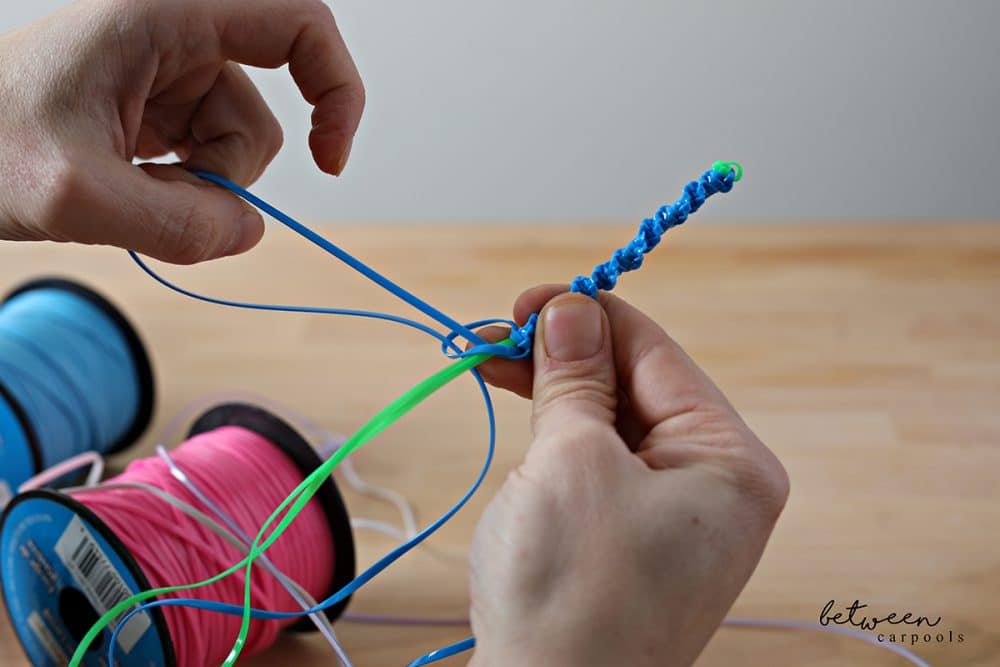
left=193, top=172, right=535, bottom=360
left=440, top=314, right=538, bottom=360
left=109, top=164, right=739, bottom=666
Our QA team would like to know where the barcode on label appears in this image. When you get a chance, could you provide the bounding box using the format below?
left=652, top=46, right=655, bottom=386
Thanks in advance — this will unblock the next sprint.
left=54, top=515, right=151, bottom=654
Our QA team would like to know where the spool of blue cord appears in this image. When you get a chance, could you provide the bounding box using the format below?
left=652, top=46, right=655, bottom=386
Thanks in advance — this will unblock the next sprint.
left=0, top=278, right=154, bottom=501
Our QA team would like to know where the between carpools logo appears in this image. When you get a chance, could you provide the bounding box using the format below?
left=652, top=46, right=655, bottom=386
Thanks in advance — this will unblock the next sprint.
left=820, top=599, right=964, bottom=646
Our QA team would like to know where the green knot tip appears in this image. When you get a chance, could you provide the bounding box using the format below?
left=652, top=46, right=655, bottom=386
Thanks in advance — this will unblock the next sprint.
left=712, top=160, right=743, bottom=182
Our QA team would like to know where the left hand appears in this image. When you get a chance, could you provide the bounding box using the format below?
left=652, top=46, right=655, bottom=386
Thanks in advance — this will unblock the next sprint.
left=0, top=0, right=364, bottom=263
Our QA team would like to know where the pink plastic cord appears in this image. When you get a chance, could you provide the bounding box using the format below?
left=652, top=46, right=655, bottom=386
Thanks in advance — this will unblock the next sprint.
left=154, top=445, right=352, bottom=667
left=71, top=426, right=336, bottom=665
left=126, top=398, right=930, bottom=665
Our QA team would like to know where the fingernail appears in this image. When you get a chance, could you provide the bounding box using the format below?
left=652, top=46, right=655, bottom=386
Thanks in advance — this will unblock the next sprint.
left=335, top=136, right=355, bottom=176
left=542, top=297, right=604, bottom=362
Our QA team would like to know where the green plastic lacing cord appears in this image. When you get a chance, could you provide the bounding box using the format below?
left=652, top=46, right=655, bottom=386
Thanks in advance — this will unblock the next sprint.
left=69, top=160, right=743, bottom=666
left=712, top=160, right=742, bottom=181
left=68, top=340, right=506, bottom=666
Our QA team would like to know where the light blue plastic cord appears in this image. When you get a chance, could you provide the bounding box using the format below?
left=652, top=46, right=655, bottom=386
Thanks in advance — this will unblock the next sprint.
left=0, top=288, right=141, bottom=476
left=113, top=163, right=740, bottom=666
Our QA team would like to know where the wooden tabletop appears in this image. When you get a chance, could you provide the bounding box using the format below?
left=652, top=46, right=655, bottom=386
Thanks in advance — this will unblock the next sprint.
left=0, top=222, right=997, bottom=667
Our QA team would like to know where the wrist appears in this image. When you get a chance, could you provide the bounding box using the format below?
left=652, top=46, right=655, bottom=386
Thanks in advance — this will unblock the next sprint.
left=469, top=645, right=596, bottom=667
left=468, top=628, right=641, bottom=667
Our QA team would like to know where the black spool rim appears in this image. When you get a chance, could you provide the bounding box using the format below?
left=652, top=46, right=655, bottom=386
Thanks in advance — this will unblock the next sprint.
left=3, top=277, right=156, bottom=455
left=0, top=489, right=178, bottom=667
left=0, top=379, right=42, bottom=476
left=188, top=403, right=357, bottom=629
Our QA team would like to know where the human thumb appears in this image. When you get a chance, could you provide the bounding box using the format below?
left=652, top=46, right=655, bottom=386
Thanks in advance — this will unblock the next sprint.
left=530, top=292, right=618, bottom=442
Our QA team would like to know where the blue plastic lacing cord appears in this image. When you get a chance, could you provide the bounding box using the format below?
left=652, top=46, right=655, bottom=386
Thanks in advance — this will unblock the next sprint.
left=404, top=637, right=477, bottom=666
left=109, top=364, right=497, bottom=666
left=569, top=162, right=736, bottom=296
left=111, top=162, right=740, bottom=666
left=190, top=172, right=536, bottom=360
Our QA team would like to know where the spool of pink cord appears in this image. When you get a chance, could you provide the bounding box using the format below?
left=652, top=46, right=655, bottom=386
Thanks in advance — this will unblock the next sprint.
left=0, top=403, right=355, bottom=667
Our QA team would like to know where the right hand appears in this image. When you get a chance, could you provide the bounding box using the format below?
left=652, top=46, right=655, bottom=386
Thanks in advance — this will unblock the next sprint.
left=468, top=286, right=790, bottom=666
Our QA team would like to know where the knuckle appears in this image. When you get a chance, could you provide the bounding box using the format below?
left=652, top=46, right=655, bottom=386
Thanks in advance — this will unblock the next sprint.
left=760, top=448, right=791, bottom=519
left=534, top=374, right=616, bottom=417
left=491, top=465, right=565, bottom=538
left=348, top=79, right=366, bottom=111
left=160, top=200, right=216, bottom=264
left=504, top=464, right=550, bottom=503
left=530, top=422, right=619, bottom=473
left=663, top=405, right=790, bottom=525
left=265, top=117, right=284, bottom=160
left=303, top=0, right=336, bottom=22
left=541, top=425, right=598, bottom=457
left=35, top=160, right=90, bottom=243
left=723, top=439, right=790, bottom=525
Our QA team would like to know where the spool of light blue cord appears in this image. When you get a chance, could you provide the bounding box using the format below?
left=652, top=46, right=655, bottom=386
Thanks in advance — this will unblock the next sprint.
left=0, top=278, right=154, bottom=501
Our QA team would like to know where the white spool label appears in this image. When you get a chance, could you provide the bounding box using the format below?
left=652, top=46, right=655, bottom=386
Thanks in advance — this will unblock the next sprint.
left=27, top=611, right=68, bottom=666
left=54, top=515, right=151, bottom=654
left=0, top=480, right=12, bottom=508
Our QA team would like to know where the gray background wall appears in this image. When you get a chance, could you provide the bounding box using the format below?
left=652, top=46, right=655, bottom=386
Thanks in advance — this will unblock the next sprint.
left=3, top=1, right=999, bottom=222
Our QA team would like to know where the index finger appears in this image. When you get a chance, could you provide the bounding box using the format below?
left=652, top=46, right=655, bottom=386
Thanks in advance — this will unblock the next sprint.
left=187, top=0, right=364, bottom=175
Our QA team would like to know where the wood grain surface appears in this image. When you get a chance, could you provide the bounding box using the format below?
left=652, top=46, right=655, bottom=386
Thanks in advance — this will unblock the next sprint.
left=0, top=222, right=997, bottom=666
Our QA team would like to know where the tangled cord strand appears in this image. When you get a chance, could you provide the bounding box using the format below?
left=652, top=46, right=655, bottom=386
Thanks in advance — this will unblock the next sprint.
left=52, top=158, right=932, bottom=667
left=570, top=161, right=739, bottom=297
left=77, top=162, right=742, bottom=667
